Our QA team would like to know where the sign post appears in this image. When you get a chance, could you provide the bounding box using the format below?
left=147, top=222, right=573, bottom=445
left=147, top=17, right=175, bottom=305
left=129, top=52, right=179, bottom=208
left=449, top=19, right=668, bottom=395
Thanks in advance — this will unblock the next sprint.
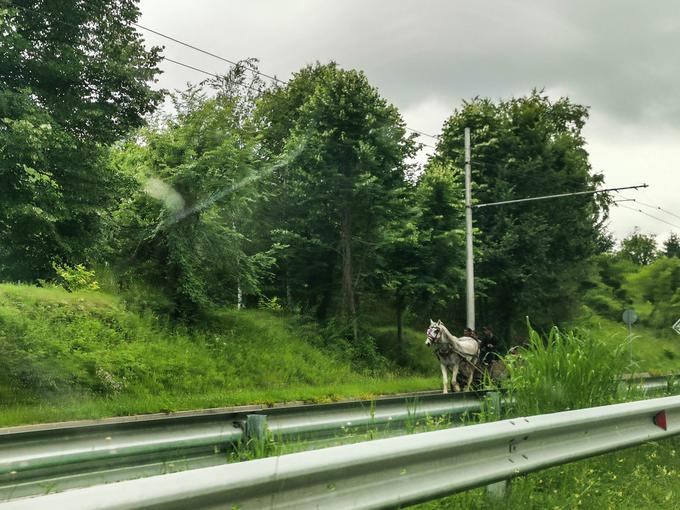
left=622, top=309, right=638, bottom=364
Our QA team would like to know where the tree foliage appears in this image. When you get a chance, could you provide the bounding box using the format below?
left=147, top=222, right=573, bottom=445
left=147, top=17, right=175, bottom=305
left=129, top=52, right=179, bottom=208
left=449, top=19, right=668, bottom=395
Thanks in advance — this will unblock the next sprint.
left=663, top=232, right=680, bottom=258
left=0, top=0, right=162, bottom=280
left=619, top=231, right=658, bottom=265
left=254, top=63, right=416, bottom=338
left=110, top=68, right=272, bottom=319
left=435, top=91, right=607, bottom=339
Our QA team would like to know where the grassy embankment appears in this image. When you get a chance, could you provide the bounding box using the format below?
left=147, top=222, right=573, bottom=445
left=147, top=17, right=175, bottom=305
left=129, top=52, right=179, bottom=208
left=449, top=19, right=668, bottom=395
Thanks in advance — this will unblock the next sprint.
left=576, top=255, right=680, bottom=373
left=2, top=252, right=678, bottom=429
left=0, top=283, right=438, bottom=427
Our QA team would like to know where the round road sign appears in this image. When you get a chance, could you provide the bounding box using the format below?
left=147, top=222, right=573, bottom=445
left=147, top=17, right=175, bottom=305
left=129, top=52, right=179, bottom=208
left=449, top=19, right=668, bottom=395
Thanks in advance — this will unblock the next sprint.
left=622, top=309, right=638, bottom=326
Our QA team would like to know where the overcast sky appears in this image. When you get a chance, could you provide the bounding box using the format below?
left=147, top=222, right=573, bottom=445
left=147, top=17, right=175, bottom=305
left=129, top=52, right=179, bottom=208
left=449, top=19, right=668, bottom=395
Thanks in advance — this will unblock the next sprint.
left=138, top=0, right=679, bottom=244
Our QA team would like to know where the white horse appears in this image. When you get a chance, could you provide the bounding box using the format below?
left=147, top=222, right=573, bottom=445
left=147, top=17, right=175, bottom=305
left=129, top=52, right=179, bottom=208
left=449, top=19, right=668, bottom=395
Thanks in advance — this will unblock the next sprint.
left=426, top=319, right=480, bottom=393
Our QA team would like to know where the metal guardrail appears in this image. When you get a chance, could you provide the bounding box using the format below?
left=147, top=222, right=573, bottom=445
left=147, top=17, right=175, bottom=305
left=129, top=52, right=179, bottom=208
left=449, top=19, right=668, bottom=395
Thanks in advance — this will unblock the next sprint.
left=0, top=374, right=675, bottom=503
left=2, top=395, right=678, bottom=510
left=0, top=390, right=485, bottom=501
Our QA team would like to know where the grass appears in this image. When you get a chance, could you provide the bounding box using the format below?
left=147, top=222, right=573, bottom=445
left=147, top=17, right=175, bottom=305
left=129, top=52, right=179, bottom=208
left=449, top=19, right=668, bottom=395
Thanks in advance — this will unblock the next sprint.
left=0, top=377, right=441, bottom=428
left=0, top=283, right=439, bottom=427
left=576, top=306, right=680, bottom=374
left=503, top=323, right=629, bottom=416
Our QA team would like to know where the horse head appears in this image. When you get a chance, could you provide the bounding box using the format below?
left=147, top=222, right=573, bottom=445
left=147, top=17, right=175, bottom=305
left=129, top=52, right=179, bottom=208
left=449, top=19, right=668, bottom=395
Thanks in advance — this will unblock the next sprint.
left=426, top=319, right=443, bottom=346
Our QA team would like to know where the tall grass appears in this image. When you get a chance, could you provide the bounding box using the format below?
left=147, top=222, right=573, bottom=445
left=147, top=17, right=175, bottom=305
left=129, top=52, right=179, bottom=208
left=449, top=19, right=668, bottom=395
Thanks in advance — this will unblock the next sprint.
left=503, top=323, right=630, bottom=417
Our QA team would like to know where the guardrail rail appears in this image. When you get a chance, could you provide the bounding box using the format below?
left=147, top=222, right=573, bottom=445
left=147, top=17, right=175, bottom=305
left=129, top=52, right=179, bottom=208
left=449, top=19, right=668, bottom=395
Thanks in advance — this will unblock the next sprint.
left=1, top=395, right=678, bottom=510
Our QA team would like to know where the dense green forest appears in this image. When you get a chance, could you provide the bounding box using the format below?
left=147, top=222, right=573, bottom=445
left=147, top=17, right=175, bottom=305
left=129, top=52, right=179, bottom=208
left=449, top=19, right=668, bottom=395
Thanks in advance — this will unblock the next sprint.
left=1, top=0, right=678, bottom=415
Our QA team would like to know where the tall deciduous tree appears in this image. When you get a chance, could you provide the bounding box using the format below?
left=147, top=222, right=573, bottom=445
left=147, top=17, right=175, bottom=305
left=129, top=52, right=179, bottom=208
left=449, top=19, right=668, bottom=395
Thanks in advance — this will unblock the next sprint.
left=435, top=91, right=607, bottom=340
left=377, top=161, right=466, bottom=357
left=0, top=0, right=162, bottom=280
left=256, top=63, right=415, bottom=339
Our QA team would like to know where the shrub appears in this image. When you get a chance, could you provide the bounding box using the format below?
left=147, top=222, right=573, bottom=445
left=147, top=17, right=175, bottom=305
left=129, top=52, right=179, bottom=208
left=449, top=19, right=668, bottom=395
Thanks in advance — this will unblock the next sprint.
left=52, top=263, right=100, bottom=292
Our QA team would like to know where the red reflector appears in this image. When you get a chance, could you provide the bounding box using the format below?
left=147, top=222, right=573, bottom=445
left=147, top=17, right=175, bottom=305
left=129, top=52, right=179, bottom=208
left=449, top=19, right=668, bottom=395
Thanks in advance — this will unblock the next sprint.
left=653, top=410, right=667, bottom=431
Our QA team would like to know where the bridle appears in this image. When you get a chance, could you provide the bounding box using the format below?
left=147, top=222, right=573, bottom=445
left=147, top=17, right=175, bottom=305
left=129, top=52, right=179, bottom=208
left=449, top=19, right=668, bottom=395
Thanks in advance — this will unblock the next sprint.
left=426, top=325, right=441, bottom=345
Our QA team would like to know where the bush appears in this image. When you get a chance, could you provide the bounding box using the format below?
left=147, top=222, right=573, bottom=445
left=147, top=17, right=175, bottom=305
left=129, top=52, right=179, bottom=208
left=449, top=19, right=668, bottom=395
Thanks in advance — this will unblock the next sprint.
left=52, top=263, right=100, bottom=292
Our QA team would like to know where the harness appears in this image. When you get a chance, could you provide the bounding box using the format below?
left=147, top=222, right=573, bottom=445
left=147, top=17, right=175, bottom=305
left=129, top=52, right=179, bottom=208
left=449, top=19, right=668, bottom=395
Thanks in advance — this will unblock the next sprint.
left=427, top=325, right=483, bottom=373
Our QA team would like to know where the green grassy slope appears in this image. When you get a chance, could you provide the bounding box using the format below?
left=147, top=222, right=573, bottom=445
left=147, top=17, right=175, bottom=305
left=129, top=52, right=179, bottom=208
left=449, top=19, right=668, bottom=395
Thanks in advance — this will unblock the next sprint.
left=578, top=307, right=680, bottom=373
left=0, top=284, right=437, bottom=426
left=577, top=256, right=680, bottom=373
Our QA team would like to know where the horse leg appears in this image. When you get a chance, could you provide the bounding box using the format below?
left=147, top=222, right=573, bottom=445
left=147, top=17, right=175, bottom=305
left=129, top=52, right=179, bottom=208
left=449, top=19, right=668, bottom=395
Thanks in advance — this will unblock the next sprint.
left=464, top=362, right=475, bottom=391
left=451, top=363, right=461, bottom=392
left=440, top=363, right=448, bottom=394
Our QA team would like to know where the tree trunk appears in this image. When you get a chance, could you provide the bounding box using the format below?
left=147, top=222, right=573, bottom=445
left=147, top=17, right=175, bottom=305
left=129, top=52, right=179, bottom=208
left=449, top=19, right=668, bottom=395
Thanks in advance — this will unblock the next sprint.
left=341, top=208, right=358, bottom=341
left=396, top=290, right=404, bottom=362
left=285, top=265, right=292, bottom=310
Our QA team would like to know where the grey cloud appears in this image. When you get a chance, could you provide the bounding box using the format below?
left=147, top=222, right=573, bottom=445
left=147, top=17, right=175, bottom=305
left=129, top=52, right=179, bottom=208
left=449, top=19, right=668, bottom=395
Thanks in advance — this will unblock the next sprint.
left=139, top=1, right=680, bottom=127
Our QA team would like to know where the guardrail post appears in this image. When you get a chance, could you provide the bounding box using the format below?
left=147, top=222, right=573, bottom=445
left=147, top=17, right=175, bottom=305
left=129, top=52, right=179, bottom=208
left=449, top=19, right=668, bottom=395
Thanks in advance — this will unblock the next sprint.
left=485, top=391, right=502, bottom=421
left=246, top=414, right=268, bottom=441
left=484, top=391, right=507, bottom=500
left=486, top=480, right=508, bottom=500
left=245, top=414, right=269, bottom=456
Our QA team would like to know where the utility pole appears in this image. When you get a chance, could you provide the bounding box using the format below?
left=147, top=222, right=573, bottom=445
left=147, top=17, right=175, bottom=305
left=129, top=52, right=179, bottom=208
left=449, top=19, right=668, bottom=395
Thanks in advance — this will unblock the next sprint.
left=464, top=127, right=475, bottom=330
left=462, top=125, right=648, bottom=332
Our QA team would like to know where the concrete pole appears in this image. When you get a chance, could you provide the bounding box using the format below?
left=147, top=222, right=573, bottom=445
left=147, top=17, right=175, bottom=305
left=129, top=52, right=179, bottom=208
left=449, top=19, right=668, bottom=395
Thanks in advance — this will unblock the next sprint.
left=464, top=127, right=475, bottom=330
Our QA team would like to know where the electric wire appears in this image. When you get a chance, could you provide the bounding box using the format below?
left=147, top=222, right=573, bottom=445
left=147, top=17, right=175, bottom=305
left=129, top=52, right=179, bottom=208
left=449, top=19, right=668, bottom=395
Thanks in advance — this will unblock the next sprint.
left=128, top=20, right=442, bottom=143
left=615, top=192, right=680, bottom=221
left=616, top=204, right=680, bottom=231
left=133, top=22, right=285, bottom=85
left=8, top=2, right=443, bottom=147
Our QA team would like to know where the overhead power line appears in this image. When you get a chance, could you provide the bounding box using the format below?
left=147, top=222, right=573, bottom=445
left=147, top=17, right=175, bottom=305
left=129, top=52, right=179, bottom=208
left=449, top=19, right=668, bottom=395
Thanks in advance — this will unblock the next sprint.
left=132, top=22, right=286, bottom=85
left=616, top=204, right=680, bottom=231
left=131, top=21, right=442, bottom=143
left=615, top=192, right=680, bottom=221
left=7, top=2, right=443, bottom=146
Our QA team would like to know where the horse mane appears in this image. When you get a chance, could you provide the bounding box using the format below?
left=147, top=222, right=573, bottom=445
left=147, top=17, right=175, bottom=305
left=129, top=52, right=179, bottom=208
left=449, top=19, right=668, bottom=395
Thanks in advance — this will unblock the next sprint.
left=438, top=322, right=479, bottom=357
left=438, top=323, right=457, bottom=343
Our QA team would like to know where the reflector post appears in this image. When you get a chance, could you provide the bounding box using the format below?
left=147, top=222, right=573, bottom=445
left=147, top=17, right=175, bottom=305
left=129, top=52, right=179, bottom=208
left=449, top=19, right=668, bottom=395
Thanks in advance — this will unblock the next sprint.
left=653, top=410, right=667, bottom=430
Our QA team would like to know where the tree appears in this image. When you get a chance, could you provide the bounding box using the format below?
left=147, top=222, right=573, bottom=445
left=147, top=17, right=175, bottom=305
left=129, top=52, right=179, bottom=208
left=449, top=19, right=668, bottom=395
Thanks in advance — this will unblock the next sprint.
left=619, top=231, right=657, bottom=265
left=434, top=91, right=607, bottom=339
left=255, top=63, right=416, bottom=339
left=411, top=162, right=466, bottom=320
left=663, top=232, right=680, bottom=258
left=377, top=161, right=466, bottom=357
left=110, top=68, right=272, bottom=319
left=0, top=0, right=162, bottom=280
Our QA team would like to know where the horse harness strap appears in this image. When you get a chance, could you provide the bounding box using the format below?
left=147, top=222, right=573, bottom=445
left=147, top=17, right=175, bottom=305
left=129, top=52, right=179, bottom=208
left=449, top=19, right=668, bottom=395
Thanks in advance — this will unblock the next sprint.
left=435, top=339, right=485, bottom=375
left=436, top=340, right=477, bottom=363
